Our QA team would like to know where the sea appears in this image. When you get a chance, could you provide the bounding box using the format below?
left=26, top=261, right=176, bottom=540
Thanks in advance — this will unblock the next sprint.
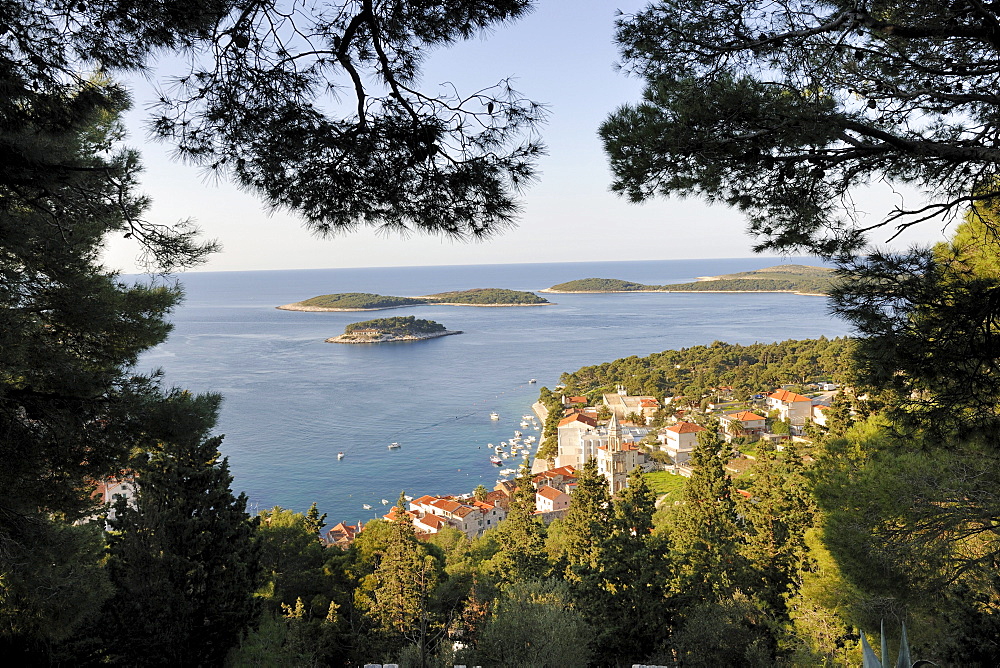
left=138, top=258, right=852, bottom=527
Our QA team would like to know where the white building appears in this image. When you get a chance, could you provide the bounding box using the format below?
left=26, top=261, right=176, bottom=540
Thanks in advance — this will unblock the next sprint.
left=661, top=421, right=705, bottom=464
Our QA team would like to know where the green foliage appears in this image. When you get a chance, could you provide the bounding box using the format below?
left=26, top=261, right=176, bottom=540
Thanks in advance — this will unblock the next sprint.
left=422, top=288, right=548, bottom=305
left=257, top=506, right=332, bottom=613
left=299, top=293, right=426, bottom=309
left=343, top=315, right=447, bottom=336
left=548, top=265, right=835, bottom=294
left=469, top=579, right=592, bottom=667
left=298, top=288, right=547, bottom=310
left=547, top=277, right=650, bottom=292
left=560, top=337, right=851, bottom=403
left=604, top=3, right=1000, bottom=256
left=102, top=392, right=261, bottom=666
left=482, top=469, right=546, bottom=587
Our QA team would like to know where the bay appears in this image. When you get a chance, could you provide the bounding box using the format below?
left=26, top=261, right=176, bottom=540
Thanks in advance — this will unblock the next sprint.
left=139, top=257, right=852, bottom=526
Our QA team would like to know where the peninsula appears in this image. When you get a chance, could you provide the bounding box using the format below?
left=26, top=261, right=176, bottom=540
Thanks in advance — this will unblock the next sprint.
left=279, top=288, right=550, bottom=312
left=541, top=264, right=834, bottom=296
left=325, top=316, right=462, bottom=344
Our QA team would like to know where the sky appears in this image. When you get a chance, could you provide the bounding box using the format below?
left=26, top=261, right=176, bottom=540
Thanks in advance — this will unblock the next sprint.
left=104, top=0, right=949, bottom=274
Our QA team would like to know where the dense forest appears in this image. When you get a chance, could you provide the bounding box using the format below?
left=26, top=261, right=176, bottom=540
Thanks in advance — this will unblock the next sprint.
left=421, top=288, right=549, bottom=305
left=559, top=337, right=851, bottom=403
left=288, top=288, right=548, bottom=310
left=343, top=316, right=447, bottom=336
left=296, top=293, right=426, bottom=309
left=547, top=265, right=835, bottom=295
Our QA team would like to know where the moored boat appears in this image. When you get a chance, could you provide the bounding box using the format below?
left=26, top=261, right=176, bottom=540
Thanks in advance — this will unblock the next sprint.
left=388, top=442, right=401, bottom=449
left=337, top=452, right=345, bottom=460
left=490, top=455, right=502, bottom=465
left=490, top=412, right=499, bottom=420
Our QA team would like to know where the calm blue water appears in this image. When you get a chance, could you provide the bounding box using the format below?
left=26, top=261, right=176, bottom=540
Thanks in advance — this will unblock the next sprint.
left=139, top=258, right=851, bottom=526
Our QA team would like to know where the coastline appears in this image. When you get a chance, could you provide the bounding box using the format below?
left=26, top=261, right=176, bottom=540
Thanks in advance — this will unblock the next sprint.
left=278, top=301, right=551, bottom=312
left=325, top=330, right=464, bottom=344
left=539, top=288, right=826, bottom=297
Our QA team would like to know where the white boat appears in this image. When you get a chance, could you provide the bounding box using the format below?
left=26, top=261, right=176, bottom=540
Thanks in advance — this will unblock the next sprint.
left=500, top=468, right=516, bottom=475
left=520, top=421, right=529, bottom=428
left=337, top=452, right=345, bottom=460
left=522, top=414, right=533, bottom=420
left=529, top=378, right=537, bottom=383
left=490, top=412, right=500, bottom=420
left=501, top=453, right=509, bottom=459
left=381, top=499, right=389, bottom=505
left=490, top=455, right=502, bottom=465
left=514, top=430, right=522, bottom=438
left=363, top=504, right=372, bottom=510
left=388, top=442, right=401, bottom=449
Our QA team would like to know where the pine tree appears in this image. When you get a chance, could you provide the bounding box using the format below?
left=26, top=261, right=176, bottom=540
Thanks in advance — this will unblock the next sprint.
left=484, top=465, right=546, bottom=586
left=304, top=501, right=328, bottom=538
left=668, top=430, right=745, bottom=601
left=102, top=392, right=261, bottom=666
left=589, top=466, right=671, bottom=664
left=561, top=458, right=611, bottom=579
left=738, top=441, right=816, bottom=617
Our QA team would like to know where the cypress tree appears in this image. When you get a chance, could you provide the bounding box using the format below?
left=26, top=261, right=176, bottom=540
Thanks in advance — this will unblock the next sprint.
left=103, top=392, right=261, bottom=666
left=485, top=465, right=546, bottom=586
left=668, top=430, right=745, bottom=601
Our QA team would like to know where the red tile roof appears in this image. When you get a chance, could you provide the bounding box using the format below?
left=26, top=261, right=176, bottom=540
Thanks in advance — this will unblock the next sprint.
left=666, top=421, right=705, bottom=434
left=558, top=414, right=597, bottom=428
left=768, top=388, right=812, bottom=403
left=537, top=486, right=567, bottom=501
left=567, top=396, right=587, bottom=403
left=724, top=410, right=766, bottom=422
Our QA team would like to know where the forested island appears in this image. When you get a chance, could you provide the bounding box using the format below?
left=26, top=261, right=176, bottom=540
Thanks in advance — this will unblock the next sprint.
left=543, top=264, right=835, bottom=295
left=326, top=316, right=461, bottom=343
left=279, top=288, right=550, bottom=311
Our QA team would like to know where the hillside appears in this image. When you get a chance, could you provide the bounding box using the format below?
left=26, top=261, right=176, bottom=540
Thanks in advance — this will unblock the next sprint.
left=278, top=288, right=550, bottom=311
left=542, top=264, right=835, bottom=295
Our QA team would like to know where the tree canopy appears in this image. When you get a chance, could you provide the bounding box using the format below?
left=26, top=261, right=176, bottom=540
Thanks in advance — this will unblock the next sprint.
left=602, top=1, right=1000, bottom=256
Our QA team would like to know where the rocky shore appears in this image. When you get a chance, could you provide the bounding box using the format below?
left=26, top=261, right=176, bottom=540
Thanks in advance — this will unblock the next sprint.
left=325, top=330, right=463, bottom=344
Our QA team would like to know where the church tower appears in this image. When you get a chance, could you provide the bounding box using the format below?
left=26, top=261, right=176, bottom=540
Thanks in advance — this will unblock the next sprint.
left=607, top=412, right=622, bottom=452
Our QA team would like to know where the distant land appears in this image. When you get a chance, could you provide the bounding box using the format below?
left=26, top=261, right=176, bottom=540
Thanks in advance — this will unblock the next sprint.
left=325, top=316, right=462, bottom=344
left=541, top=264, right=835, bottom=296
left=279, top=288, right=550, bottom=312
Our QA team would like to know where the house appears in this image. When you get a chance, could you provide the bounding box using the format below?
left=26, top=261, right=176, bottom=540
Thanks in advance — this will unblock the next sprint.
left=324, top=521, right=362, bottom=547
left=413, top=513, right=448, bottom=535
left=555, top=413, right=598, bottom=469
left=90, top=475, right=136, bottom=522
left=718, top=410, right=767, bottom=442
left=812, top=403, right=830, bottom=427
left=767, top=388, right=813, bottom=425
left=561, top=395, right=588, bottom=407
left=661, top=421, right=705, bottom=464
left=408, top=494, right=507, bottom=538
left=535, top=485, right=570, bottom=513
left=532, top=465, right=577, bottom=493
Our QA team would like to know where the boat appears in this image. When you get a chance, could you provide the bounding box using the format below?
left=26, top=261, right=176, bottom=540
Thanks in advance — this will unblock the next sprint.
left=500, top=468, right=516, bottom=475
left=490, top=455, right=502, bottom=466
left=520, top=421, right=529, bottom=428
left=514, top=430, right=522, bottom=438
left=529, top=378, right=537, bottom=383
left=388, top=442, right=401, bottom=449
left=490, top=412, right=499, bottom=420
left=337, top=452, right=345, bottom=460
left=381, top=499, right=389, bottom=505
left=362, top=504, right=372, bottom=510
left=494, top=445, right=503, bottom=453
left=522, top=414, right=533, bottom=420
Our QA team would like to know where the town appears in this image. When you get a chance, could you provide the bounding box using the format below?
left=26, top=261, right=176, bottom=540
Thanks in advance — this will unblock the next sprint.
left=323, top=382, right=839, bottom=548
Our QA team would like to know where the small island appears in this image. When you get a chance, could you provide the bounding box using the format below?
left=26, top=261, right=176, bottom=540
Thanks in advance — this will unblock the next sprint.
left=279, top=288, right=550, bottom=312
left=542, top=264, right=835, bottom=296
left=326, top=316, right=462, bottom=344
